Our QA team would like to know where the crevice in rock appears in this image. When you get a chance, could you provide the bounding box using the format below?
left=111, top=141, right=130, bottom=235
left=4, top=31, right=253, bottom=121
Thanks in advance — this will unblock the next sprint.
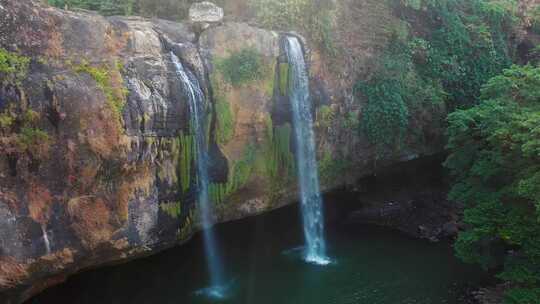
left=44, top=85, right=60, bottom=132
left=28, top=154, right=40, bottom=174
left=7, top=154, right=18, bottom=177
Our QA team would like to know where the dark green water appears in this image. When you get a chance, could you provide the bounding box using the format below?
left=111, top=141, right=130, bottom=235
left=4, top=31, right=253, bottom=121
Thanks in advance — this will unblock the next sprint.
left=29, top=200, right=489, bottom=304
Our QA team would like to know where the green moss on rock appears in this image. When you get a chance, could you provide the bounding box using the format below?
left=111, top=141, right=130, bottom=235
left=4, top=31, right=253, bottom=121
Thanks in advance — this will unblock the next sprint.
left=210, top=145, right=256, bottom=205
left=215, top=99, right=235, bottom=145
left=74, top=60, right=128, bottom=124
left=318, top=150, right=351, bottom=186
left=0, top=106, right=52, bottom=159
left=0, top=48, right=30, bottom=85
left=160, top=201, right=182, bottom=219
left=216, top=48, right=266, bottom=86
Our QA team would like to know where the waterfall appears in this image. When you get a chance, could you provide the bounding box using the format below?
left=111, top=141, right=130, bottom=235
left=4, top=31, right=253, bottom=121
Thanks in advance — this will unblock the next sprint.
left=41, top=224, right=51, bottom=255
left=171, top=53, right=226, bottom=294
left=285, top=37, right=330, bottom=265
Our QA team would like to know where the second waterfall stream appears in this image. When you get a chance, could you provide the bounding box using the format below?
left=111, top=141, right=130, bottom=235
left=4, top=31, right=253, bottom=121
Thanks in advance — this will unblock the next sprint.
left=285, top=36, right=330, bottom=265
left=171, top=53, right=228, bottom=297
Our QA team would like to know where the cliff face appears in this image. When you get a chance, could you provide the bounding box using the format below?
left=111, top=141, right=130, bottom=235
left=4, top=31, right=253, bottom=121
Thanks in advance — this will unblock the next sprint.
left=0, top=0, right=449, bottom=302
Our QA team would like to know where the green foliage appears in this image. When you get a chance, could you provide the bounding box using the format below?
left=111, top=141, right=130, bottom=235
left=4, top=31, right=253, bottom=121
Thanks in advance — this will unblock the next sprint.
left=318, top=150, right=351, bottom=185
left=386, top=0, right=518, bottom=109
left=354, top=40, right=412, bottom=150
left=504, top=288, right=540, bottom=304
left=0, top=107, right=51, bottom=158
left=357, top=78, right=409, bottom=152
left=216, top=49, right=265, bottom=86
left=406, top=0, right=516, bottom=107
left=18, top=127, right=50, bottom=151
left=355, top=36, right=446, bottom=153
left=445, top=65, right=540, bottom=303
left=0, top=113, right=14, bottom=130
left=316, top=105, right=335, bottom=129
left=356, top=0, right=518, bottom=151
left=160, top=201, right=182, bottom=219
left=74, top=61, right=127, bottom=122
left=248, top=0, right=336, bottom=55
left=209, top=145, right=256, bottom=205
left=0, top=48, right=30, bottom=85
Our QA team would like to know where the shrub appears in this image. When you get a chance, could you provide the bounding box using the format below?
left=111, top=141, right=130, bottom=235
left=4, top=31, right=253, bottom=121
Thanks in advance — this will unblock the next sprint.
left=0, top=48, right=30, bottom=85
left=0, top=107, right=52, bottom=158
left=446, top=65, right=540, bottom=303
left=216, top=48, right=265, bottom=86
left=355, top=36, right=444, bottom=154
left=357, top=78, right=409, bottom=151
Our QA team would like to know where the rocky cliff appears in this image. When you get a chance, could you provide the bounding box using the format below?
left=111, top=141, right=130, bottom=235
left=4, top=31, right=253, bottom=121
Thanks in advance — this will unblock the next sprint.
left=0, top=0, right=520, bottom=302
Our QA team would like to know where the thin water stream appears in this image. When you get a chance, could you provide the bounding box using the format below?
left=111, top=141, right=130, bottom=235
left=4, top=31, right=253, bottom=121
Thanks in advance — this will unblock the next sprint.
left=285, top=36, right=329, bottom=265
left=171, top=53, right=227, bottom=297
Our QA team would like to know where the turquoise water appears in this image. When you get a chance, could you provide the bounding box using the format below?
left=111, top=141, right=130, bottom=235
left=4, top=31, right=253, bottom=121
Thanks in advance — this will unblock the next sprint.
left=29, top=201, right=489, bottom=304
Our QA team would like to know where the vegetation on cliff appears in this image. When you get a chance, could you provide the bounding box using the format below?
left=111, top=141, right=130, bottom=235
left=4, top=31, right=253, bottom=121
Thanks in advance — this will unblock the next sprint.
left=0, top=49, right=51, bottom=161
left=446, top=64, right=540, bottom=304
left=216, top=48, right=266, bottom=87
left=356, top=0, right=517, bottom=154
left=0, top=49, right=30, bottom=86
left=73, top=60, right=127, bottom=124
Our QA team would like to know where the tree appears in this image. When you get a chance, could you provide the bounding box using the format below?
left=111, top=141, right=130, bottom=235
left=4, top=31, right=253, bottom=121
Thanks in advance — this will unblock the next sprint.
left=446, top=64, right=540, bottom=304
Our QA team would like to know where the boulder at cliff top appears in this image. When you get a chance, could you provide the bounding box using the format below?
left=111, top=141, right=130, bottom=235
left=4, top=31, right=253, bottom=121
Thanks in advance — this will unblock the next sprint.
left=189, top=2, right=224, bottom=23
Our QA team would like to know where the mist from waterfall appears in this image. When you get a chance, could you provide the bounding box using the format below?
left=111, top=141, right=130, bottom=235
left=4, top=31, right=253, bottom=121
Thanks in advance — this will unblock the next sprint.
left=284, top=37, right=330, bottom=265
left=171, top=53, right=227, bottom=296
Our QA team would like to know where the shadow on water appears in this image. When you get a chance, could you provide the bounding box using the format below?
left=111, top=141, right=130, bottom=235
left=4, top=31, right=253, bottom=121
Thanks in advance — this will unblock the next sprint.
left=27, top=189, right=491, bottom=304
